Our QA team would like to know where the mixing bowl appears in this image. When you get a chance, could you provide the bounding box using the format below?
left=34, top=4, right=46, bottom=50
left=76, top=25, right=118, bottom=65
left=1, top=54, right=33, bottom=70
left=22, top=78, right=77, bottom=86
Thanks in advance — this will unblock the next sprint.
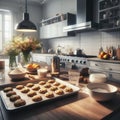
left=87, top=83, right=118, bottom=101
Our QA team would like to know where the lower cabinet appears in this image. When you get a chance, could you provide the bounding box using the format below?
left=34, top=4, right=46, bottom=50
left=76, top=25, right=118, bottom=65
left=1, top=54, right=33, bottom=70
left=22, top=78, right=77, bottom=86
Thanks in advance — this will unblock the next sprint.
left=88, top=60, right=120, bottom=82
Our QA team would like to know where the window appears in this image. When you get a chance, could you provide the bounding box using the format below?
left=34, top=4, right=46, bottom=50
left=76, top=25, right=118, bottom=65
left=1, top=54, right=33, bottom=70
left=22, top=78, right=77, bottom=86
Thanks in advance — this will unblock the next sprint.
left=0, top=9, right=12, bottom=51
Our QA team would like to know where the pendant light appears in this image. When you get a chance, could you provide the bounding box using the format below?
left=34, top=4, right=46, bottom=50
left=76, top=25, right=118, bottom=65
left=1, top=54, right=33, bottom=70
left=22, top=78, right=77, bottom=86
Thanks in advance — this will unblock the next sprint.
left=16, top=0, right=37, bottom=32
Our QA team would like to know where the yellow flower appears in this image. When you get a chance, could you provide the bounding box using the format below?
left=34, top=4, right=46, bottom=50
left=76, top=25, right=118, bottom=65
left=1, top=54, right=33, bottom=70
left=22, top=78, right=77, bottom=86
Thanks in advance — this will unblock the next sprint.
left=4, top=35, right=41, bottom=56
left=4, top=39, right=21, bottom=56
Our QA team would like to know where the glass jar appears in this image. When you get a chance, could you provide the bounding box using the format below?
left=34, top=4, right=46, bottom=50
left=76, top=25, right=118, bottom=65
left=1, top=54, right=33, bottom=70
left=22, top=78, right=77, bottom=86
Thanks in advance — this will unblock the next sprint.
left=51, top=56, right=60, bottom=76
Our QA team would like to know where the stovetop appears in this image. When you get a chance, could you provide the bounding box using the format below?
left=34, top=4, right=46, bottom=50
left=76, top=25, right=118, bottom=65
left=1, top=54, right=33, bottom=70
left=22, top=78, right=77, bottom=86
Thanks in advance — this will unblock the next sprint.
left=59, top=54, right=94, bottom=69
left=64, top=54, right=96, bottom=58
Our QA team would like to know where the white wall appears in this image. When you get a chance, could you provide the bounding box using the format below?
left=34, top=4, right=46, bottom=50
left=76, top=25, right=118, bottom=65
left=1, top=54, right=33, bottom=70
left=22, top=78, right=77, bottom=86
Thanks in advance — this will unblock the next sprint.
left=0, top=0, right=42, bottom=37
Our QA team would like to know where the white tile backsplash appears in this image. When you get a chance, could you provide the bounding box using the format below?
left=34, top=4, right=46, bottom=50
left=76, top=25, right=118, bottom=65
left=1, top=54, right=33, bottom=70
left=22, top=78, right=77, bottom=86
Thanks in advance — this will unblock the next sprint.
left=43, top=31, right=120, bottom=56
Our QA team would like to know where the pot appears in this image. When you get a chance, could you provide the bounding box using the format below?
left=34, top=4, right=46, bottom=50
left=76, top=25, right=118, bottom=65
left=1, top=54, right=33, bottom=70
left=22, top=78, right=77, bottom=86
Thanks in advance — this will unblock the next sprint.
left=74, top=49, right=82, bottom=56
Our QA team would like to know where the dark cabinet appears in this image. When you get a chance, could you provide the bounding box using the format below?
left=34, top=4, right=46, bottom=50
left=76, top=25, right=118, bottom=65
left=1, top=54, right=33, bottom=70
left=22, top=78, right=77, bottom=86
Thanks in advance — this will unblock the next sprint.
left=98, top=0, right=120, bottom=31
left=40, top=13, right=76, bottom=39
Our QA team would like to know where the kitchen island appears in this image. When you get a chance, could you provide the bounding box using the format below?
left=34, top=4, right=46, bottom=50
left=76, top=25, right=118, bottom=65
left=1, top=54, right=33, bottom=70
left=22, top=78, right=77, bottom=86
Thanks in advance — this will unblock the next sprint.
left=0, top=60, right=120, bottom=120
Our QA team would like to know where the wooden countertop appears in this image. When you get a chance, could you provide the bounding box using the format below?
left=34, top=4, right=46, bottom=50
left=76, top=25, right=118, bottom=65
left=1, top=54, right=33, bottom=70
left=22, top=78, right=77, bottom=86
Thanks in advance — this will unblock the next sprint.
left=0, top=61, right=120, bottom=120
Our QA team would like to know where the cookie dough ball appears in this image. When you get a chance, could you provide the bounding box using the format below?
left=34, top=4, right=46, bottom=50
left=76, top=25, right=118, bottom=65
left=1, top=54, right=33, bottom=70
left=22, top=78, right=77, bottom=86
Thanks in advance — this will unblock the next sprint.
left=32, top=85, right=40, bottom=91
left=39, top=88, right=47, bottom=94
left=65, top=87, right=73, bottom=92
left=47, top=79, right=55, bottom=83
left=39, top=81, right=46, bottom=85
left=45, top=92, right=54, bottom=98
left=59, top=84, right=66, bottom=89
left=3, top=87, right=13, bottom=92
left=21, top=88, right=30, bottom=93
left=14, top=99, right=26, bottom=107
left=44, top=83, right=51, bottom=88
left=50, top=86, right=58, bottom=91
left=16, top=85, right=24, bottom=90
left=55, top=89, right=64, bottom=95
left=6, top=91, right=16, bottom=97
left=10, top=95, right=21, bottom=102
left=53, top=82, right=60, bottom=86
left=26, top=83, right=34, bottom=88
left=32, top=95, right=42, bottom=102
left=27, top=91, right=37, bottom=97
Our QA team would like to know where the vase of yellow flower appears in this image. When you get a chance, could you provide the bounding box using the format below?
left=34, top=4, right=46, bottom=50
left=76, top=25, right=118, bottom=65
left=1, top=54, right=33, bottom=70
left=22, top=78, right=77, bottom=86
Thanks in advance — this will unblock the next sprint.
left=18, top=36, right=41, bottom=66
left=4, top=39, right=20, bottom=69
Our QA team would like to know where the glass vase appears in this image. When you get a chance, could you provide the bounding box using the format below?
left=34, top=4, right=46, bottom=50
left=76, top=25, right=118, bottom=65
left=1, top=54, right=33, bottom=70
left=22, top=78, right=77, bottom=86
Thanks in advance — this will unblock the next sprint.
left=21, top=51, right=32, bottom=67
left=9, top=55, right=17, bottom=70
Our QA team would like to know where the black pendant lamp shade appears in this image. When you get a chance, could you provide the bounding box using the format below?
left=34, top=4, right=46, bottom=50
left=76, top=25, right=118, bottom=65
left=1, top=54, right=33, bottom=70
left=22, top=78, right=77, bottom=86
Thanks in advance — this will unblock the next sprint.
left=16, top=0, right=37, bottom=32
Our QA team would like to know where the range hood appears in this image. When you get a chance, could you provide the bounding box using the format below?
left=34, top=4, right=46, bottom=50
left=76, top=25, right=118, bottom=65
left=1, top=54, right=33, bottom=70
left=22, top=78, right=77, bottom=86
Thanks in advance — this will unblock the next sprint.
left=64, top=21, right=98, bottom=32
left=64, top=0, right=98, bottom=32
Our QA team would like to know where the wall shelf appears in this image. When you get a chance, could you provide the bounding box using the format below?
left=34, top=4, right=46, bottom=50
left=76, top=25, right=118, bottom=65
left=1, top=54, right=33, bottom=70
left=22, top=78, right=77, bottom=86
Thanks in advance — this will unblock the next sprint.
left=98, top=0, right=120, bottom=30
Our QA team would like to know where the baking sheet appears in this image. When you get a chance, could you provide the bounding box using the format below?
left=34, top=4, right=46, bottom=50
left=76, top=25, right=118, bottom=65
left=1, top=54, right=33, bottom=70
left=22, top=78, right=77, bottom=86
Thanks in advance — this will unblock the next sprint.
left=0, top=78, right=80, bottom=111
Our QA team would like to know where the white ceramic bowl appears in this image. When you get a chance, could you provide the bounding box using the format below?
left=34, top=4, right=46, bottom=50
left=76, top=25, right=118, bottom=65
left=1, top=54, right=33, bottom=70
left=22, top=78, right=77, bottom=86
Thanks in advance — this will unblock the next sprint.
left=8, top=72, right=26, bottom=80
left=87, top=83, right=118, bottom=101
left=89, top=73, right=107, bottom=83
left=8, top=67, right=26, bottom=80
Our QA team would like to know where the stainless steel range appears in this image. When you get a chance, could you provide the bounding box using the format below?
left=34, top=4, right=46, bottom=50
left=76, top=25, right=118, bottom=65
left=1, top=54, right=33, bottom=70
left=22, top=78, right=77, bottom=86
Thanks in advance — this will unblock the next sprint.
left=59, top=55, right=90, bottom=70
